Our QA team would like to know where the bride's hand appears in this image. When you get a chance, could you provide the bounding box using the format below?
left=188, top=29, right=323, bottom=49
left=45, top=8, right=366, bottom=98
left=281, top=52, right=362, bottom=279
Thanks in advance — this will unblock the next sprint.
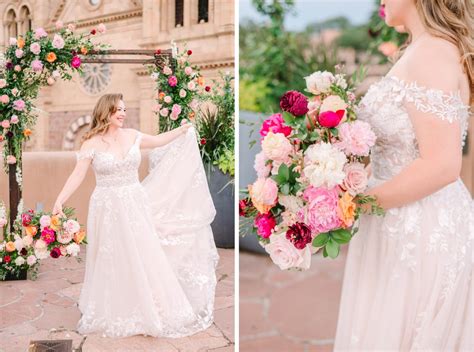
left=179, top=122, right=192, bottom=134
left=52, top=201, right=65, bottom=217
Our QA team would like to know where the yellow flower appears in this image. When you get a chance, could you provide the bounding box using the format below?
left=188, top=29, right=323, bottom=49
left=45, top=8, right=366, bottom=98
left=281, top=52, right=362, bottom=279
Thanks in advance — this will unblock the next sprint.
left=46, top=52, right=57, bottom=63
left=74, top=229, right=86, bottom=244
left=337, top=192, right=356, bottom=228
left=25, top=225, right=37, bottom=236
left=50, top=215, right=61, bottom=231
left=5, top=241, right=15, bottom=252
left=17, top=37, right=25, bottom=49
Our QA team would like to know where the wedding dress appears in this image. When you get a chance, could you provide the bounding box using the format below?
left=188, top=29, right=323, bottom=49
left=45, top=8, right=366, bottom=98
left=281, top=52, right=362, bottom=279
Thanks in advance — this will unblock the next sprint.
left=75, top=127, right=218, bottom=338
left=334, top=76, right=473, bottom=351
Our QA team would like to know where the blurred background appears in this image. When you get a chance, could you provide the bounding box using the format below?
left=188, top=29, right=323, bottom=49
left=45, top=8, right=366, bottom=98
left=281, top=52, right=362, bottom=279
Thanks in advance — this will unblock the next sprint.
left=239, top=1, right=473, bottom=351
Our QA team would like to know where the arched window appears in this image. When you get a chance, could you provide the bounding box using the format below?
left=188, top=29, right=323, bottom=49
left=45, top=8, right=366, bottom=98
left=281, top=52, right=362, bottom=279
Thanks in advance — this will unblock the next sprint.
left=175, top=0, right=184, bottom=27
left=19, top=6, right=32, bottom=35
left=198, top=0, right=209, bottom=23
left=5, top=9, right=18, bottom=39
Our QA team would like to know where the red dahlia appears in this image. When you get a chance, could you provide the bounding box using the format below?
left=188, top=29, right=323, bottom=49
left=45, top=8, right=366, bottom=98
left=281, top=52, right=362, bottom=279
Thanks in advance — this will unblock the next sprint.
left=286, top=222, right=312, bottom=250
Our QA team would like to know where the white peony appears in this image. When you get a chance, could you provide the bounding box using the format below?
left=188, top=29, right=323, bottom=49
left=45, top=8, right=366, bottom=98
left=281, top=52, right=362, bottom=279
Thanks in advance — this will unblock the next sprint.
left=66, top=242, right=80, bottom=257
left=334, top=74, right=348, bottom=89
left=319, top=95, right=348, bottom=114
left=14, top=237, right=24, bottom=251
left=34, top=239, right=48, bottom=260
left=22, top=235, right=33, bottom=247
left=26, top=255, right=37, bottom=266
left=261, top=132, right=293, bottom=163
left=304, top=71, right=334, bottom=95
left=57, top=231, right=73, bottom=244
left=279, top=194, right=304, bottom=213
left=303, top=142, right=347, bottom=188
left=15, top=256, right=25, bottom=266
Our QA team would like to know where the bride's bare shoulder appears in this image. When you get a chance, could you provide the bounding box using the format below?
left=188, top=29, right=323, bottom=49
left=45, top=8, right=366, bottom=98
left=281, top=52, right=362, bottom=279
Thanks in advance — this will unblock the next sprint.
left=80, top=136, right=101, bottom=151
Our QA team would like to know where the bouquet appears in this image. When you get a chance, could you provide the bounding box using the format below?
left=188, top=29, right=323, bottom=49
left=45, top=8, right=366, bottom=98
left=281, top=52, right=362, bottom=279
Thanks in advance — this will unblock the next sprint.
left=240, top=68, right=384, bottom=270
left=0, top=204, right=86, bottom=280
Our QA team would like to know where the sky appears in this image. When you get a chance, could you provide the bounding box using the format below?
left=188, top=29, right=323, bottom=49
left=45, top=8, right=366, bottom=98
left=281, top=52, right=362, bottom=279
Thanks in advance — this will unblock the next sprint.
left=239, top=0, right=376, bottom=31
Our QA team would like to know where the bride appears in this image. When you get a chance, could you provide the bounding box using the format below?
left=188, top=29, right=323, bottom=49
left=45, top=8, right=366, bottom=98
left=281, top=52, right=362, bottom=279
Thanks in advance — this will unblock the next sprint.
left=334, top=0, right=473, bottom=351
left=52, top=93, right=219, bottom=338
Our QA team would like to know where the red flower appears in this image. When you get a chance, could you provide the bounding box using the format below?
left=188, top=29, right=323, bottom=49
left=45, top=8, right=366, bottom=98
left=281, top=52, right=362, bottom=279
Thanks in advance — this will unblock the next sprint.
left=4, top=255, right=11, bottom=263
left=239, top=198, right=252, bottom=217
left=90, top=29, right=97, bottom=35
left=187, top=50, right=192, bottom=55
left=50, top=247, right=61, bottom=259
left=205, top=86, right=211, bottom=92
left=71, top=56, right=81, bottom=69
left=254, top=213, right=276, bottom=239
left=280, top=90, right=309, bottom=117
left=318, top=110, right=345, bottom=128
left=22, top=212, right=32, bottom=226
left=20, top=248, right=27, bottom=256
left=155, top=49, right=161, bottom=55
left=200, top=138, right=207, bottom=145
left=286, top=222, right=312, bottom=250
left=260, top=113, right=292, bottom=139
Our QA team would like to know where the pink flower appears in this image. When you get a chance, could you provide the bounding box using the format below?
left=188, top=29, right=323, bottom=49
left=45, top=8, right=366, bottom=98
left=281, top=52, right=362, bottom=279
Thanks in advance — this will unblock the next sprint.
left=34, top=28, right=48, bottom=39
left=52, top=34, right=65, bottom=49
left=31, top=59, right=43, bottom=72
left=163, top=66, right=172, bottom=75
left=168, top=76, right=178, bottom=87
left=9, top=38, right=17, bottom=46
left=264, top=233, right=311, bottom=270
left=22, top=212, right=32, bottom=226
left=187, top=81, right=196, bottom=90
left=280, top=90, right=309, bottom=117
left=164, top=96, right=172, bottom=104
left=15, top=49, right=23, bottom=58
left=97, top=23, right=106, bottom=33
left=379, top=5, right=386, bottom=19
left=184, top=66, right=193, bottom=75
left=342, top=162, right=368, bottom=196
left=41, top=227, right=56, bottom=244
left=30, top=42, right=41, bottom=55
left=260, top=113, right=292, bottom=139
left=249, top=177, right=278, bottom=214
left=336, top=121, right=376, bottom=157
left=13, top=99, right=25, bottom=111
left=318, top=110, right=345, bottom=128
left=14, top=65, right=21, bottom=72
left=171, top=104, right=182, bottom=117
left=47, top=77, right=55, bottom=85
left=189, top=99, right=199, bottom=110
left=261, top=132, right=293, bottom=163
left=298, top=186, right=342, bottom=234
left=152, top=103, right=162, bottom=113
left=179, top=89, right=187, bottom=98
left=71, top=56, right=81, bottom=69
left=57, top=231, right=73, bottom=244
left=0, top=218, right=7, bottom=227
left=39, top=215, right=51, bottom=229
left=63, top=219, right=80, bottom=234
left=55, top=20, right=64, bottom=29
left=6, top=155, right=16, bottom=164
left=10, top=115, right=19, bottom=124
left=1, top=120, right=10, bottom=129
left=347, top=92, right=356, bottom=102
left=0, top=95, right=10, bottom=104
left=0, top=79, right=6, bottom=88
left=254, top=151, right=271, bottom=178
left=11, top=88, right=18, bottom=96
left=160, top=108, right=169, bottom=117
left=254, top=213, right=276, bottom=238
left=378, top=42, right=398, bottom=57
left=286, top=222, right=313, bottom=249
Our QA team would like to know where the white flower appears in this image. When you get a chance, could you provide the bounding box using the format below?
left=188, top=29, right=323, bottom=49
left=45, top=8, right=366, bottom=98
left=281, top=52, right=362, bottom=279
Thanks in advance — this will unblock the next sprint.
left=9, top=37, right=17, bottom=46
left=262, top=132, right=293, bottom=163
left=264, top=232, right=311, bottom=270
left=279, top=194, right=304, bottom=213
left=52, top=70, right=61, bottom=78
left=15, top=256, right=25, bottom=266
left=63, top=219, right=80, bottom=234
left=34, top=239, right=48, bottom=259
left=320, top=95, right=347, bottom=114
left=66, top=242, right=80, bottom=256
left=254, top=151, right=271, bottom=178
left=150, top=72, right=159, bottom=80
left=22, top=235, right=33, bottom=247
left=304, top=71, right=334, bottom=95
left=52, top=34, right=65, bottom=49
left=164, top=96, right=172, bottom=103
left=303, top=142, right=347, bottom=188
left=179, top=89, right=187, bottom=98
left=14, top=237, right=24, bottom=251
left=335, top=74, right=348, bottom=89
left=57, top=231, right=73, bottom=244
left=27, top=255, right=37, bottom=266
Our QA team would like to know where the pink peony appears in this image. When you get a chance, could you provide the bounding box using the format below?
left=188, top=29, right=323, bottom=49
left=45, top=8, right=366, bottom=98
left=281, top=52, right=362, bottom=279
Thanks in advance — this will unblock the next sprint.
left=261, top=132, right=293, bottom=163
left=31, top=59, right=43, bottom=72
left=249, top=177, right=278, bottom=214
left=254, top=213, right=276, bottom=238
left=298, top=186, right=342, bottom=234
left=63, top=219, right=80, bottom=234
left=168, top=76, right=178, bottom=87
left=39, top=215, right=51, bottom=229
left=34, top=27, right=48, bottom=39
left=1, top=120, right=10, bottom=129
left=184, top=66, right=193, bottom=75
left=280, top=90, right=309, bottom=117
left=6, top=155, right=16, bottom=164
left=160, top=108, right=169, bottom=117
left=10, top=115, right=19, bottom=124
left=41, top=227, right=56, bottom=244
left=29, top=42, right=41, bottom=55
left=57, top=231, right=73, bottom=244
left=286, top=222, right=313, bottom=249
left=171, top=104, right=182, bottom=117
left=318, top=110, right=345, bottom=128
left=0, top=95, right=10, bottom=104
left=13, top=99, right=25, bottom=111
left=260, top=113, right=292, bottom=139
left=265, top=233, right=311, bottom=270
left=71, top=56, right=81, bottom=69
left=97, top=23, right=106, bottom=33
left=52, top=34, right=65, bottom=49
left=342, top=162, right=368, bottom=196
left=254, top=151, right=271, bottom=178
left=336, top=121, right=376, bottom=157
left=15, top=49, right=23, bottom=58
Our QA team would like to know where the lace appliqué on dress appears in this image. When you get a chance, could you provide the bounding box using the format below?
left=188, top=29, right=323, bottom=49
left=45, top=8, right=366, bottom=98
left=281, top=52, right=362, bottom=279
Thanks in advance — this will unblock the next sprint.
left=76, top=149, right=95, bottom=161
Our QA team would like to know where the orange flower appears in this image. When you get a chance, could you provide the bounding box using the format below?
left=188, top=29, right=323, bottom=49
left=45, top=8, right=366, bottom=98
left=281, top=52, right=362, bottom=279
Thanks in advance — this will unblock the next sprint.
left=188, top=111, right=195, bottom=120
left=80, top=47, right=88, bottom=55
left=74, top=229, right=86, bottom=244
left=17, top=37, right=25, bottom=49
left=5, top=241, right=15, bottom=252
left=46, top=52, right=57, bottom=63
left=25, top=225, right=37, bottom=236
left=197, top=77, right=205, bottom=86
left=23, top=129, right=32, bottom=137
left=0, top=135, right=3, bottom=142
left=158, top=92, right=165, bottom=100
left=337, top=192, right=356, bottom=228
left=50, top=215, right=61, bottom=231
left=248, top=184, right=274, bottom=214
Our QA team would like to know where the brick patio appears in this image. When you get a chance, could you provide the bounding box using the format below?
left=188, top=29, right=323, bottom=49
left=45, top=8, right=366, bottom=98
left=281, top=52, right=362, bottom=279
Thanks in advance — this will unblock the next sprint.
left=239, top=248, right=348, bottom=352
left=0, top=248, right=234, bottom=352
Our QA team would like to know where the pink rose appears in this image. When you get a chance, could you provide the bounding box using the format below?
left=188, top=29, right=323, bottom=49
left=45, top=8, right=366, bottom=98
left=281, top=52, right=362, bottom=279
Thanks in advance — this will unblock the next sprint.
left=179, top=89, right=187, bottom=98
left=52, top=34, right=65, bottom=49
left=260, top=113, right=292, bottom=139
left=39, top=215, right=51, bottom=229
left=31, top=59, right=43, bottom=72
left=6, top=155, right=16, bottom=164
left=14, top=65, right=21, bottom=72
left=1, top=120, right=10, bottom=129
left=280, top=90, right=309, bottom=117
left=168, top=76, right=178, bottom=87
left=63, top=219, right=80, bottom=234
left=254, top=213, right=276, bottom=238
left=30, top=42, right=41, bottom=55
left=342, top=162, right=368, bottom=196
left=336, top=121, right=376, bottom=157
left=164, top=96, right=172, bottom=103
left=41, top=227, right=56, bottom=244
left=34, top=28, right=48, bottom=39
left=187, top=81, right=196, bottom=90
left=160, top=108, right=169, bottom=117
left=298, top=186, right=342, bottom=234
left=254, top=151, right=271, bottom=178
left=318, top=110, right=345, bottom=128
left=0, top=79, right=6, bottom=88
left=71, top=56, right=81, bottom=69
left=15, top=49, right=23, bottom=58
left=265, top=233, right=311, bottom=270
left=184, top=66, right=193, bottom=75
left=153, top=103, right=162, bottom=112
left=97, top=23, right=106, bottom=33
left=171, top=104, right=182, bottom=117
left=10, top=115, right=19, bottom=124
left=0, top=95, right=10, bottom=104
left=163, top=66, right=172, bottom=75
left=9, top=38, right=17, bottom=46
left=13, top=99, right=25, bottom=111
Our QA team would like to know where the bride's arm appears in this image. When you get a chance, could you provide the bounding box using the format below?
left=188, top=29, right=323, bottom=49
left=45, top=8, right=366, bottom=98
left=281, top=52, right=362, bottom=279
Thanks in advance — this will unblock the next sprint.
left=139, top=123, right=192, bottom=149
left=52, top=145, right=93, bottom=216
left=366, top=54, right=463, bottom=210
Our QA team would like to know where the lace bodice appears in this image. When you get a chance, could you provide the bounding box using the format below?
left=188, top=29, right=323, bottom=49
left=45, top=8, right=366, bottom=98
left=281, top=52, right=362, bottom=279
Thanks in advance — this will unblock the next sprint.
left=357, top=75, right=471, bottom=181
left=76, top=132, right=142, bottom=188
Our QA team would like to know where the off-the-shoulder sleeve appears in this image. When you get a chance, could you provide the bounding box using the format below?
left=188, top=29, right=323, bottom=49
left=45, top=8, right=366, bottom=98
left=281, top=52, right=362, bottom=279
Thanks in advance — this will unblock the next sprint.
left=76, top=149, right=95, bottom=161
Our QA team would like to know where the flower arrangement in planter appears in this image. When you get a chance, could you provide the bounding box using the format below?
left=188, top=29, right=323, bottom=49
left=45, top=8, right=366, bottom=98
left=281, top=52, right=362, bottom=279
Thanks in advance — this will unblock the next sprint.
left=0, top=201, right=86, bottom=280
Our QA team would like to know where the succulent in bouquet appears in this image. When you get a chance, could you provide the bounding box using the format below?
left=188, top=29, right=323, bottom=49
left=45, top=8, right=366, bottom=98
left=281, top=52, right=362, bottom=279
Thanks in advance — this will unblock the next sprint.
left=240, top=66, right=385, bottom=270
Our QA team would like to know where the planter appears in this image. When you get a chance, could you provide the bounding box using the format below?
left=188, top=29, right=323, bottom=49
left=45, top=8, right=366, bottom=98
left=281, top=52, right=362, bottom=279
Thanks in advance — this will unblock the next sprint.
left=206, top=165, right=235, bottom=248
left=2, top=268, right=27, bottom=281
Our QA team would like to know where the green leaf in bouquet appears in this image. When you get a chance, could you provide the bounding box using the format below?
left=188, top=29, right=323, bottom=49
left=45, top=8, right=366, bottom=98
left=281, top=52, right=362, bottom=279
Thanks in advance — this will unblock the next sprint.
left=331, top=228, right=352, bottom=244
left=282, top=111, right=296, bottom=127
left=326, top=238, right=340, bottom=259
left=312, top=232, right=329, bottom=247
left=272, top=174, right=286, bottom=185
left=329, top=128, right=339, bottom=137
left=278, top=163, right=290, bottom=181
left=280, top=183, right=290, bottom=195
left=308, top=131, right=320, bottom=142
left=322, top=246, right=329, bottom=258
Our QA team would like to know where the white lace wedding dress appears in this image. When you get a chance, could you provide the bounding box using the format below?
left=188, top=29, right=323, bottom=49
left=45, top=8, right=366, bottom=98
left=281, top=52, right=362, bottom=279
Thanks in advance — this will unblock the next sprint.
left=75, top=127, right=218, bottom=338
left=334, top=76, right=473, bottom=351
